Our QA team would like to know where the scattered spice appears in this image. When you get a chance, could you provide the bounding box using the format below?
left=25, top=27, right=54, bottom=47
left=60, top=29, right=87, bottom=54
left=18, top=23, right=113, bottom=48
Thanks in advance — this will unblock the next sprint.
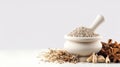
left=38, top=49, right=81, bottom=64
left=86, top=53, right=105, bottom=63
left=68, top=26, right=99, bottom=37
left=97, top=39, right=120, bottom=63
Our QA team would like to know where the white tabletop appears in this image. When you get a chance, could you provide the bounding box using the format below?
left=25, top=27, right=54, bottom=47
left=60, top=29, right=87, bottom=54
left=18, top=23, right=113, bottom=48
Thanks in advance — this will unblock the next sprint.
left=0, top=50, right=119, bottom=67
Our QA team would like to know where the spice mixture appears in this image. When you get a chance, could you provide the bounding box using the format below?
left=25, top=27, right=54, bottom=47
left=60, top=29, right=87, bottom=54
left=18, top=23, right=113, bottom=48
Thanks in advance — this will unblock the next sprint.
left=68, top=26, right=99, bottom=37
left=38, top=39, right=120, bottom=64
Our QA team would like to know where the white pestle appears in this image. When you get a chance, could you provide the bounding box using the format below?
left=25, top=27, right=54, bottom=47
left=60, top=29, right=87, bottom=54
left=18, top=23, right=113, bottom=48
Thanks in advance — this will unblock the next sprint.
left=89, top=14, right=104, bottom=32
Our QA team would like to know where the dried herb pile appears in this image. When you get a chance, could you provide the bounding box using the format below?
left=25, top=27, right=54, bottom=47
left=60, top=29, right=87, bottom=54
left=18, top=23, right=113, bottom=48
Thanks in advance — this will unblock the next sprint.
left=38, top=49, right=81, bottom=64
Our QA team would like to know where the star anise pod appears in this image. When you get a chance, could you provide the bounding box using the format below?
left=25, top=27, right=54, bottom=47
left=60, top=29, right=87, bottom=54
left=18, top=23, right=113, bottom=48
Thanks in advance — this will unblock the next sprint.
left=97, top=39, right=120, bottom=63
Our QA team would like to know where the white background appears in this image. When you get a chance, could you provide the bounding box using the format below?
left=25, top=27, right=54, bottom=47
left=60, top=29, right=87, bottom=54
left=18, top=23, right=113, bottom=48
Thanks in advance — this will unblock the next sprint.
left=0, top=0, right=120, bottom=67
left=0, top=0, right=120, bottom=49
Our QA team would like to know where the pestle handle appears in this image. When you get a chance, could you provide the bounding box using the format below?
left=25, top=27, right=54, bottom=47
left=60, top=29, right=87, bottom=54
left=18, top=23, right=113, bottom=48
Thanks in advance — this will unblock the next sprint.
left=90, top=15, right=105, bottom=31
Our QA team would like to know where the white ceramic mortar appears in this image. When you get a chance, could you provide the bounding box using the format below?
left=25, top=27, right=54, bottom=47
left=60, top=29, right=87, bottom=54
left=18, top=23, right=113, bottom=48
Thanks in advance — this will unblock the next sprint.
left=64, top=14, right=104, bottom=56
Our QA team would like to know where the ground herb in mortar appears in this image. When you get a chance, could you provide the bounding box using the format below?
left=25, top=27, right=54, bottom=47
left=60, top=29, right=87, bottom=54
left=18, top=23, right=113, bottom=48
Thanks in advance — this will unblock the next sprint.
left=68, top=26, right=99, bottom=37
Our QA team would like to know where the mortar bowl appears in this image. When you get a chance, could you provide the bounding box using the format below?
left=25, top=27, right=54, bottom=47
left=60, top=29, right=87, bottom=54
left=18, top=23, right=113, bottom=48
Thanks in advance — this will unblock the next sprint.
left=64, top=35, right=102, bottom=56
